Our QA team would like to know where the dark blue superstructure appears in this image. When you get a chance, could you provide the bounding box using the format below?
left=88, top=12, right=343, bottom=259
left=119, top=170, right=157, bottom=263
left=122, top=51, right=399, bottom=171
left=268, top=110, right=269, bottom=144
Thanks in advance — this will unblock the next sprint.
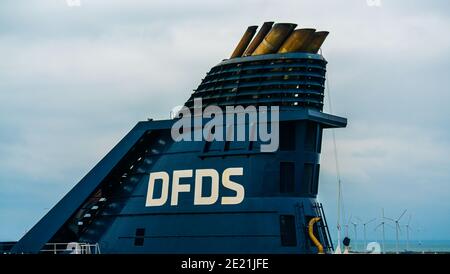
left=12, top=52, right=346, bottom=254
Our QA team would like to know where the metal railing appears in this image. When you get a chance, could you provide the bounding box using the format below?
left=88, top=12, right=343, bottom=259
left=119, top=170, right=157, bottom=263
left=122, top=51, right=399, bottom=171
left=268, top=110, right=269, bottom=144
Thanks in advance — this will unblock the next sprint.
left=41, top=242, right=101, bottom=254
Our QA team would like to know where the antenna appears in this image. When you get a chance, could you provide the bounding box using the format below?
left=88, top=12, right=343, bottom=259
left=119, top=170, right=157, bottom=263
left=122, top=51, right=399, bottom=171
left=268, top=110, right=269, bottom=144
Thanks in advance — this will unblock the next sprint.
left=324, top=65, right=345, bottom=254
left=385, top=209, right=407, bottom=254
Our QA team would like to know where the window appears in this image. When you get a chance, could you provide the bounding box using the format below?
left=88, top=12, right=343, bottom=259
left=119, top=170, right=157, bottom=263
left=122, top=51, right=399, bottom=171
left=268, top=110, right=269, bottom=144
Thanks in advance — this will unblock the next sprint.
left=311, top=164, right=320, bottom=195
left=317, top=126, right=323, bottom=153
left=305, top=122, right=317, bottom=152
left=280, top=215, right=297, bottom=246
left=280, top=122, right=296, bottom=151
left=280, top=162, right=295, bottom=193
left=224, top=125, right=233, bottom=151
left=229, top=141, right=248, bottom=151
left=134, top=228, right=145, bottom=246
left=248, top=141, right=254, bottom=151
left=224, top=141, right=231, bottom=151
left=301, top=163, right=314, bottom=195
left=203, top=140, right=212, bottom=153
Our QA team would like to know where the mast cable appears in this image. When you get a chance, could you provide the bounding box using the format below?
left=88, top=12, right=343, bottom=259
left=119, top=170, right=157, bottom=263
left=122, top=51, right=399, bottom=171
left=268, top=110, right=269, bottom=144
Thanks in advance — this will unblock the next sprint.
left=322, top=49, right=345, bottom=251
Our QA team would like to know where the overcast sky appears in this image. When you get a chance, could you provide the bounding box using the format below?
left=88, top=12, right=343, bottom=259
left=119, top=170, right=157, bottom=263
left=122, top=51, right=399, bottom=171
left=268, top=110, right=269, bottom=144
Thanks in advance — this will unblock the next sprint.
left=0, top=0, right=449, bottom=243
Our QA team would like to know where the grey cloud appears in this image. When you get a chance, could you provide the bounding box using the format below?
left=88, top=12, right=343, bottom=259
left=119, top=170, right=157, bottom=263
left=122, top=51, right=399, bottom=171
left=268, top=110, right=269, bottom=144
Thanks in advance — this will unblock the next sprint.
left=1, top=0, right=449, bottom=241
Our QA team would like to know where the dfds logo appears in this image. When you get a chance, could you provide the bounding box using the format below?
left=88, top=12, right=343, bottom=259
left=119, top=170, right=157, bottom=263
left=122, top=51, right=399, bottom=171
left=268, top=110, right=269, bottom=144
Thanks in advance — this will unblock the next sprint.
left=146, top=168, right=244, bottom=207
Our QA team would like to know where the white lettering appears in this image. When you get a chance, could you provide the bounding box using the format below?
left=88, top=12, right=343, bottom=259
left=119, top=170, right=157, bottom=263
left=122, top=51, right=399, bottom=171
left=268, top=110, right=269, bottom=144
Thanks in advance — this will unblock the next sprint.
left=145, top=172, right=169, bottom=207
left=194, top=169, right=219, bottom=205
left=170, top=170, right=193, bottom=206
left=145, top=168, right=245, bottom=207
left=221, top=167, right=245, bottom=205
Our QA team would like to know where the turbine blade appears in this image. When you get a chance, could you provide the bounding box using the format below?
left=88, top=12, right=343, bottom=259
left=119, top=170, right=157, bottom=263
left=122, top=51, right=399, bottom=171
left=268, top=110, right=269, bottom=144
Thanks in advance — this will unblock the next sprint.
left=397, top=209, right=407, bottom=221
left=374, top=223, right=382, bottom=231
left=386, top=223, right=395, bottom=229
left=366, top=218, right=377, bottom=225
left=385, top=217, right=395, bottom=222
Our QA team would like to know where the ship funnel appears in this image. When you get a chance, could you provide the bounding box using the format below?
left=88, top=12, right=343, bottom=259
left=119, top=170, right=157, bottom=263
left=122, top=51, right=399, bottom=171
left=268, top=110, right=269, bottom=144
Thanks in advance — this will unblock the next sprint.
left=303, top=31, right=329, bottom=53
left=251, top=23, right=297, bottom=56
left=230, top=26, right=258, bottom=58
left=243, top=21, right=274, bottom=56
left=277, top=28, right=316, bottom=53
left=229, top=23, right=329, bottom=57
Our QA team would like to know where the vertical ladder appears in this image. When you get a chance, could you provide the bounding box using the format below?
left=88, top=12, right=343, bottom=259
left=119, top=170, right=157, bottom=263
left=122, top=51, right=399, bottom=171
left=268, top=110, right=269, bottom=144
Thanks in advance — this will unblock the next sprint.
left=313, top=202, right=334, bottom=253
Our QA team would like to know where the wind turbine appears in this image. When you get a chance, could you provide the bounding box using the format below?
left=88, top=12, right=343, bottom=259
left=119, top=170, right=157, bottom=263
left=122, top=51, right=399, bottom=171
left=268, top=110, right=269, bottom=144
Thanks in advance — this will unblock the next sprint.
left=404, top=215, right=413, bottom=251
left=360, top=217, right=376, bottom=249
left=385, top=209, right=407, bottom=254
left=351, top=219, right=359, bottom=251
left=374, top=208, right=387, bottom=253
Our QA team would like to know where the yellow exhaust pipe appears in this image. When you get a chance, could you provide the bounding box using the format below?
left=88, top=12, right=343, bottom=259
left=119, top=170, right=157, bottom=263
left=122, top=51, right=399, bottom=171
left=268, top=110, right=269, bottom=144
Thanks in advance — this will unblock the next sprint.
left=230, top=26, right=258, bottom=59
left=251, top=23, right=297, bottom=56
left=277, top=28, right=316, bottom=53
left=243, top=21, right=274, bottom=56
left=308, top=217, right=325, bottom=254
left=303, top=31, right=329, bottom=54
